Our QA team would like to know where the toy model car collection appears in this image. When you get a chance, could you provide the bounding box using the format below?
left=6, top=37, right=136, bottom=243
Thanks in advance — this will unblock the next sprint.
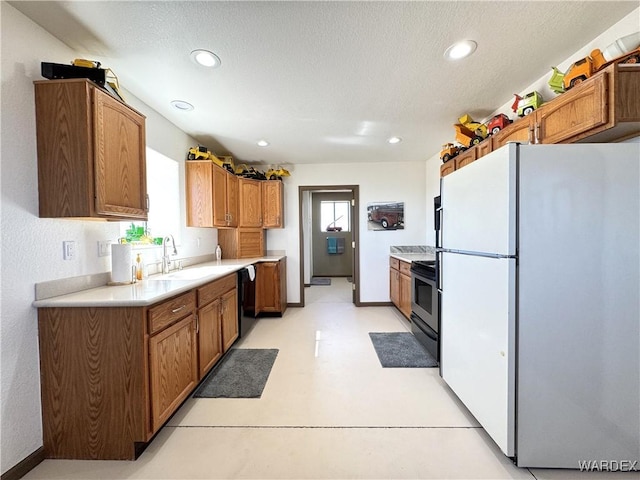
left=511, top=91, right=544, bottom=117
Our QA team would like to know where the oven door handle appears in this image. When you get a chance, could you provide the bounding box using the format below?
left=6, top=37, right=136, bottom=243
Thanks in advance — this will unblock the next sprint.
left=410, top=313, right=437, bottom=341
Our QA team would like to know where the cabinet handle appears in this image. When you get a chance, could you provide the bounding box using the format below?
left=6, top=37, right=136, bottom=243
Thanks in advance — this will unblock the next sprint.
left=172, top=305, right=186, bottom=314
left=195, top=314, right=199, bottom=333
left=527, top=125, right=534, bottom=143
left=146, top=194, right=150, bottom=213
left=534, top=123, right=540, bottom=144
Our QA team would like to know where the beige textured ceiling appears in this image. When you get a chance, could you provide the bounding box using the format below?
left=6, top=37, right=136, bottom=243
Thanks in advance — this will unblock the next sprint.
left=11, top=1, right=639, bottom=165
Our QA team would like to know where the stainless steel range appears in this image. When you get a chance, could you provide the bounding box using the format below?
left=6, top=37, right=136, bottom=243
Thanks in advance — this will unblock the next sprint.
left=410, top=259, right=439, bottom=362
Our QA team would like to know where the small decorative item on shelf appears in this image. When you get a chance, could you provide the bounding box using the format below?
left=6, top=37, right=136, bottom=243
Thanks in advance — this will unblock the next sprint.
left=266, top=165, right=291, bottom=180
left=548, top=67, right=566, bottom=95
left=235, top=164, right=267, bottom=180
left=454, top=114, right=489, bottom=147
left=486, top=113, right=512, bottom=135
left=187, top=145, right=214, bottom=160
left=512, top=91, right=544, bottom=117
left=560, top=32, right=640, bottom=91
left=440, top=143, right=463, bottom=163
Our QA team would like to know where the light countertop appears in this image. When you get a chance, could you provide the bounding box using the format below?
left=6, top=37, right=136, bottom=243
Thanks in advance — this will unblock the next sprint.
left=390, top=252, right=435, bottom=263
left=33, top=256, right=284, bottom=308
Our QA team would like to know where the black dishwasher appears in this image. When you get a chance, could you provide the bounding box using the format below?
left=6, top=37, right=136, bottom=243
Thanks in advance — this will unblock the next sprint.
left=238, top=266, right=257, bottom=337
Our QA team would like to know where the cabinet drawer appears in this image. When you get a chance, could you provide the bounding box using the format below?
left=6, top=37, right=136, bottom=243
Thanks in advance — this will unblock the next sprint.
left=148, top=291, right=196, bottom=335
left=197, top=273, right=237, bottom=307
left=389, top=257, right=400, bottom=270
left=399, top=260, right=412, bottom=277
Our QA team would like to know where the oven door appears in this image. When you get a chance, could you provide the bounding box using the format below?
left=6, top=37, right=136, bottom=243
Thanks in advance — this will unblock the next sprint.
left=411, top=270, right=438, bottom=333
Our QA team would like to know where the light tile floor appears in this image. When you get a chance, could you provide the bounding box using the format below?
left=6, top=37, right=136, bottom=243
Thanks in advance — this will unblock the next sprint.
left=24, top=278, right=638, bottom=479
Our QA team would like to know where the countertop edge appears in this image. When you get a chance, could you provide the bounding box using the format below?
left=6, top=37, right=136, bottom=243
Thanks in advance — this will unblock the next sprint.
left=33, top=256, right=285, bottom=308
left=390, top=253, right=435, bottom=263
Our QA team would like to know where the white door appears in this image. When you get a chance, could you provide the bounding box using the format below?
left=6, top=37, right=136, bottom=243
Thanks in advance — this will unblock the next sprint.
left=442, top=143, right=516, bottom=255
left=441, top=251, right=516, bottom=456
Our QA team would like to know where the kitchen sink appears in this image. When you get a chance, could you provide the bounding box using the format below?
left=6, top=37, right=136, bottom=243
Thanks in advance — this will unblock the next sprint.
left=148, top=265, right=238, bottom=281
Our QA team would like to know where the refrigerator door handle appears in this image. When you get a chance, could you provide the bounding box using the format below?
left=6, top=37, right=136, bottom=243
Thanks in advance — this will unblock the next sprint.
left=441, top=249, right=517, bottom=260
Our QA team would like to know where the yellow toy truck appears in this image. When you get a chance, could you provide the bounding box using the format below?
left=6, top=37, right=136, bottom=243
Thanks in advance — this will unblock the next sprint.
left=454, top=114, right=489, bottom=148
left=440, top=143, right=463, bottom=162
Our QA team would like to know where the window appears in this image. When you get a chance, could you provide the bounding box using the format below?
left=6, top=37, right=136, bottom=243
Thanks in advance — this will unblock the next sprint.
left=120, top=147, right=181, bottom=244
left=320, top=201, right=350, bottom=232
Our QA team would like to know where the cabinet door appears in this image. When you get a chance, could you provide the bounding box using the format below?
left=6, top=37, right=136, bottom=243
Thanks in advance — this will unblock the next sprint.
left=399, top=273, right=412, bottom=319
left=226, top=172, right=239, bottom=227
left=198, top=300, right=222, bottom=379
left=389, top=268, right=400, bottom=306
left=186, top=161, right=213, bottom=227
left=221, top=288, right=239, bottom=352
left=262, top=181, right=284, bottom=228
left=536, top=73, right=608, bottom=144
left=239, top=178, right=263, bottom=227
left=149, top=314, right=197, bottom=432
left=256, top=261, right=282, bottom=314
left=212, top=165, right=228, bottom=227
left=476, top=139, right=493, bottom=159
left=93, top=88, right=147, bottom=219
left=455, top=149, right=477, bottom=170
left=440, top=161, right=456, bottom=177
left=491, top=117, right=532, bottom=149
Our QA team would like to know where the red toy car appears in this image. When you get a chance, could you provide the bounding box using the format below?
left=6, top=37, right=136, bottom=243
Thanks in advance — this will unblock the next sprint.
left=486, top=113, right=512, bottom=135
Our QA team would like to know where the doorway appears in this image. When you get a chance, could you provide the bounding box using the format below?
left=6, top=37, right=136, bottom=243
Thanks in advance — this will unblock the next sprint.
left=298, top=185, right=360, bottom=307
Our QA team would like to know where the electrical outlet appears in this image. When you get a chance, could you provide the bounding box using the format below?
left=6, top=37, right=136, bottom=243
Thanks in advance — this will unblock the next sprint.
left=98, top=241, right=111, bottom=257
left=63, top=241, right=76, bottom=260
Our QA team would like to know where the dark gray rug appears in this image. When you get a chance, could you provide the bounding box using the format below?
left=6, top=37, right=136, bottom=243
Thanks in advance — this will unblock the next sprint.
left=311, top=277, right=331, bottom=285
left=193, top=348, right=278, bottom=398
left=369, top=332, right=437, bottom=368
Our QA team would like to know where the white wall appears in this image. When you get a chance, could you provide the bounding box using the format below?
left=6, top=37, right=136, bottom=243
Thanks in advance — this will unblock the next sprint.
left=266, top=161, right=428, bottom=304
left=0, top=4, right=216, bottom=474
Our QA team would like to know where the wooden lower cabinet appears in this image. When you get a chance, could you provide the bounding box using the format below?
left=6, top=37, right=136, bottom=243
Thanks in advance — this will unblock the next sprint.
left=197, top=300, right=223, bottom=379
left=389, top=257, right=411, bottom=319
left=38, top=307, right=149, bottom=460
left=221, top=288, right=239, bottom=351
left=149, top=314, right=198, bottom=432
left=256, top=258, right=287, bottom=315
left=37, top=274, right=239, bottom=460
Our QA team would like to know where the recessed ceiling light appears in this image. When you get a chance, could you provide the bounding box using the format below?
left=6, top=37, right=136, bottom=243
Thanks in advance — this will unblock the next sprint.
left=170, top=100, right=194, bottom=111
left=257, top=140, right=270, bottom=147
left=388, top=136, right=402, bottom=144
left=444, top=40, right=477, bottom=60
left=190, top=49, right=221, bottom=68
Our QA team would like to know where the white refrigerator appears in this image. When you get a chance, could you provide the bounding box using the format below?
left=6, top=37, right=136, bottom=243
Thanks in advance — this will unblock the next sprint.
left=440, top=142, right=639, bottom=468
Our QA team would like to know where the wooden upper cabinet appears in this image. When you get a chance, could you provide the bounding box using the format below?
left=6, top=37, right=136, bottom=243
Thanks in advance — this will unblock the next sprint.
left=454, top=148, right=477, bottom=170
left=476, top=138, right=493, bottom=158
left=186, top=161, right=214, bottom=227
left=238, top=178, right=263, bottom=227
left=440, top=161, right=456, bottom=177
left=186, top=162, right=238, bottom=228
left=536, top=72, right=608, bottom=144
left=34, top=79, right=147, bottom=220
left=492, top=116, right=533, bottom=150
left=262, top=180, right=284, bottom=228
left=212, top=165, right=239, bottom=227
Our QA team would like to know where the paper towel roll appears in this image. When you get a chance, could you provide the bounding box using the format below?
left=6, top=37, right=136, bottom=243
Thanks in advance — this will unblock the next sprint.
left=111, top=244, right=133, bottom=283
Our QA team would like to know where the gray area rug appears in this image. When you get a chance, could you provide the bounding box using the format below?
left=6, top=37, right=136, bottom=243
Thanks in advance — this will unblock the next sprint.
left=193, top=348, right=279, bottom=398
left=369, top=332, right=437, bottom=368
left=311, top=277, right=331, bottom=285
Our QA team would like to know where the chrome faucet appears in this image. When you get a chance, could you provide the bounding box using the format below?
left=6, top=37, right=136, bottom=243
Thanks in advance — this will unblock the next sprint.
left=162, top=235, right=177, bottom=274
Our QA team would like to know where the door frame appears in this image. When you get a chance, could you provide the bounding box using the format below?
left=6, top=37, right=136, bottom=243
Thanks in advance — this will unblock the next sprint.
left=298, top=185, right=360, bottom=307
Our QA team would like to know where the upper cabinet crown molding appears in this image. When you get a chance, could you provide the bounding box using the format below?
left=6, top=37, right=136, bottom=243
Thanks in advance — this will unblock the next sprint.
left=34, top=79, right=148, bottom=220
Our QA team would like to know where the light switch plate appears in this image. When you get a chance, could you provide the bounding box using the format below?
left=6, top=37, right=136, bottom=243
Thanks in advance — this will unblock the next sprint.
left=98, top=241, right=111, bottom=257
left=63, top=241, right=76, bottom=260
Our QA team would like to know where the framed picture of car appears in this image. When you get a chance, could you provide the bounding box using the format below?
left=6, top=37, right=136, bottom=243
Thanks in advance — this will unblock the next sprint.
left=367, top=202, right=404, bottom=230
